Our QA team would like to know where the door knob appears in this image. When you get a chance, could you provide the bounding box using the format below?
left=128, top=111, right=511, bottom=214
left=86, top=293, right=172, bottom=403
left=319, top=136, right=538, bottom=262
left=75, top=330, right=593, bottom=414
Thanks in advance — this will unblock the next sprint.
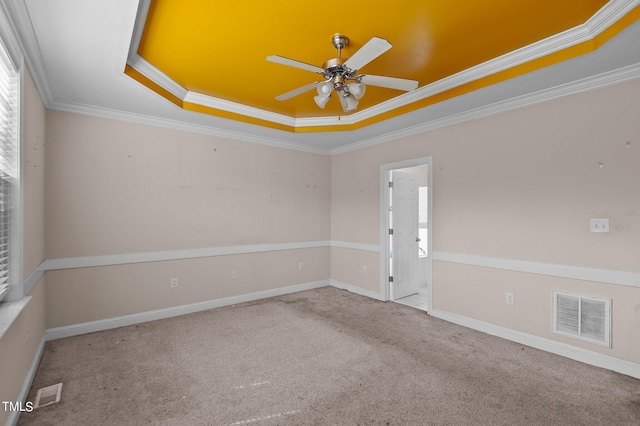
left=416, top=237, right=421, bottom=242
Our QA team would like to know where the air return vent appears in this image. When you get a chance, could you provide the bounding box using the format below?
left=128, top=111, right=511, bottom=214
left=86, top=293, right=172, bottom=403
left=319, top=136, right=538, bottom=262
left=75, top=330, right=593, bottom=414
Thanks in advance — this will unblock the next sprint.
left=553, top=292, right=611, bottom=347
left=34, top=383, right=63, bottom=408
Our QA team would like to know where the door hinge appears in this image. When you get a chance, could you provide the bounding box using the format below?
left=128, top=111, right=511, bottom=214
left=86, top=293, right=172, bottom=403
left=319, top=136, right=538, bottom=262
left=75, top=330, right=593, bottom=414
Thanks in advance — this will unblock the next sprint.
left=389, top=229, right=393, bottom=235
left=389, top=182, right=393, bottom=188
left=389, top=276, right=394, bottom=282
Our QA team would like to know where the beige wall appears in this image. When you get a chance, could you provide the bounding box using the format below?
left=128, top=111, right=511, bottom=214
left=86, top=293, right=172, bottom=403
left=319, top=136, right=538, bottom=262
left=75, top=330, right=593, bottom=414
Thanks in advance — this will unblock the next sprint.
left=4, top=63, right=640, bottom=424
left=23, top=68, right=46, bottom=276
left=46, top=247, right=329, bottom=328
left=0, top=278, right=45, bottom=425
left=44, top=111, right=331, bottom=327
left=330, top=77, right=640, bottom=362
left=0, top=69, right=47, bottom=425
left=331, top=247, right=379, bottom=292
left=45, top=111, right=330, bottom=258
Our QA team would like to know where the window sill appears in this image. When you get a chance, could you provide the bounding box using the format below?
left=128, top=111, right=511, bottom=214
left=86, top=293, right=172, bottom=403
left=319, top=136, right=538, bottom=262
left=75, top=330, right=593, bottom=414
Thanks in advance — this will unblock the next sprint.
left=0, top=296, right=31, bottom=339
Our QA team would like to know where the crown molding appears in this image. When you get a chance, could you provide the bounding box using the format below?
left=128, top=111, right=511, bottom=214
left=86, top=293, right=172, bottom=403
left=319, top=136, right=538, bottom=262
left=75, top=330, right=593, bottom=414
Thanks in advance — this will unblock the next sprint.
left=49, top=60, right=640, bottom=157
left=128, top=55, right=188, bottom=100
left=1, top=0, right=54, bottom=106
left=8, top=0, right=639, bottom=154
left=330, top=63, right=640, bottom=155
left=587, top=0, right=640, bottom=34
left=184, top=91, right=297, bottom=127
left=126, top=0, right=640, bottom=131
left=0, top=0, right=23, bottom=68
left=49, top=62, right=640, bottom=157
left=48, top=100, right=330, bottom=155
left=127, top=0, right=150, bottom=63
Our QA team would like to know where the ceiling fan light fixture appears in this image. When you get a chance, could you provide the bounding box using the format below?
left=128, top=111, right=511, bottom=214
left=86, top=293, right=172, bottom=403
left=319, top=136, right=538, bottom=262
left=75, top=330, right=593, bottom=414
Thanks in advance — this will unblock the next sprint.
left=269, top=34, right=419, bottom=113
left=338, top=92, right=359, bottom=112
left=345, top=95, right=359, bottom=111
left=347, top=82, right=366, bottom=100
left=314, top=93, right=331, bottom=109
left=317, top=81, right=333, bottom=96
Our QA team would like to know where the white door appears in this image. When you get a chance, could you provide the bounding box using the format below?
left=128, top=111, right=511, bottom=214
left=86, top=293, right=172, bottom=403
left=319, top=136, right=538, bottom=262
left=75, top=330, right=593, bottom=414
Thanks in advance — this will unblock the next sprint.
left=391, top=171, right=420, bottom=299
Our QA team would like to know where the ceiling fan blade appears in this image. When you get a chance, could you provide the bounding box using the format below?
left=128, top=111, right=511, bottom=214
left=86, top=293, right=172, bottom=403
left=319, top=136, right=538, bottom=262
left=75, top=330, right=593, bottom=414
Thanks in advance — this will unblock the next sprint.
left=359, top=74, right=419, bottom=91
left=266, top=55, right=325, bottom=74
left=343, top=37, right=392, bottom=72
left=275, top=82, right=318, bottom=101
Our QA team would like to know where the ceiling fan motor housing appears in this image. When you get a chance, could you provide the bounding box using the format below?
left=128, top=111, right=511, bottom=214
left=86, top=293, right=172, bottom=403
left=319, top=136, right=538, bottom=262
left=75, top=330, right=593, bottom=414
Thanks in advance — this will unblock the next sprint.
left=322, top=57, right=356, bottom=92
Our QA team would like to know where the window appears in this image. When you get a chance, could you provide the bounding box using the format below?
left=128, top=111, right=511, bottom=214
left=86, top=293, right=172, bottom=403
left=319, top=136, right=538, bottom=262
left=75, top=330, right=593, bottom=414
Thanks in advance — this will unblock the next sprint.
left=0, top=39, right=18, bottom=303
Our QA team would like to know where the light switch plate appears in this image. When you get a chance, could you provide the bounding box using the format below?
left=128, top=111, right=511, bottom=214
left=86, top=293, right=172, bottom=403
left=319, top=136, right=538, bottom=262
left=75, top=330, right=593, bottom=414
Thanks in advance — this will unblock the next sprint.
left=505, top=293, right=515, bottom=306
left=590, top=219, right=609, bottom=233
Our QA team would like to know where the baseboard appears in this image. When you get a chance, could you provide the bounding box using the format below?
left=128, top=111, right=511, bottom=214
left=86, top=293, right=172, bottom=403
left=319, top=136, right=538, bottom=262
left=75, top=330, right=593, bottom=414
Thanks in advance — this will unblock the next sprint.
left=330, top=279, right=384, bottom=301
left=6, top=336, right=46, bottom=426
left=45, top=280, right=330, bottom=341
left=429, top=308, right=640, bottom=380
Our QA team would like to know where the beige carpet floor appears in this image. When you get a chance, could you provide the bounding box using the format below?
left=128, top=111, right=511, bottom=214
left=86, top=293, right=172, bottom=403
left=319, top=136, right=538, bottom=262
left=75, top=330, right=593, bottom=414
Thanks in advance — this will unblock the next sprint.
left=18, top=286, right=640, bottom=425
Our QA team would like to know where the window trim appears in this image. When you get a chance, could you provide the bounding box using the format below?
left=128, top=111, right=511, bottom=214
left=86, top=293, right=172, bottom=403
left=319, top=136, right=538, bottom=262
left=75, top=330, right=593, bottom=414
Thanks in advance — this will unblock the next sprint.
left=0, top=14, right=23, bottom=303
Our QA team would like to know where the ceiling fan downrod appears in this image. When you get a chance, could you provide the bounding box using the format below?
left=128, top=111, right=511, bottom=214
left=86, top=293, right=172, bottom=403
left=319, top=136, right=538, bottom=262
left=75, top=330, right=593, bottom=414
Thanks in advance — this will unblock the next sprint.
left=324, top=34, right=358, bottom=95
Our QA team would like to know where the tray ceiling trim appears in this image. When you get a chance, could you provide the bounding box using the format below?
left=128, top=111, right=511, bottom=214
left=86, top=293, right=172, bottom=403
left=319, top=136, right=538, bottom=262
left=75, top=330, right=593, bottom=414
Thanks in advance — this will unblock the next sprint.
left=125, top=0, right=639, bottom=132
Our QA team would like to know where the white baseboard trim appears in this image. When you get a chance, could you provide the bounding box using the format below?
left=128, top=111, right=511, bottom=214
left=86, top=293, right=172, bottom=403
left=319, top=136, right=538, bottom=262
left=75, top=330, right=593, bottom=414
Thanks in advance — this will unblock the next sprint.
left=7, top=336, right=46, bottom=426
left=45, top=280, right=330, bottom=341
left=330, top=279, right=384, bottom=301
left=429, top=308, right=640, bottom=380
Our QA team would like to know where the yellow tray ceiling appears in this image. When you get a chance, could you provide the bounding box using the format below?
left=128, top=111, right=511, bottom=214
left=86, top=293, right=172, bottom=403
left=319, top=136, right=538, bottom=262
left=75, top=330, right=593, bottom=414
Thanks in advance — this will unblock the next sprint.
left=126, top=0, right=638, bottom=132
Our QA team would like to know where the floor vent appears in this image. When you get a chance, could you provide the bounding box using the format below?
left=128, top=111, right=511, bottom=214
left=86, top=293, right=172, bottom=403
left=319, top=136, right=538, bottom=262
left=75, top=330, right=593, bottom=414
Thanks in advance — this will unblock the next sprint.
left=553, top=291, right=611, bottom=347
left=34, top=383, right=63, bottom=408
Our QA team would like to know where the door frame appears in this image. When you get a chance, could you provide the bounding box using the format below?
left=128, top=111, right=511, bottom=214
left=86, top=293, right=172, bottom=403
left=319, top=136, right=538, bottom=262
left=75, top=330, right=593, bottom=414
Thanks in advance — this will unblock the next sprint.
left=379, top=157, right=433, bottom=311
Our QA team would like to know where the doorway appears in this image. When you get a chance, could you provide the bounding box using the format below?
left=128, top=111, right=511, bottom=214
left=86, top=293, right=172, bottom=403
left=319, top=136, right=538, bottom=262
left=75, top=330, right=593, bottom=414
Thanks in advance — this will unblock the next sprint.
left=379, top=157, right=432, bottom=312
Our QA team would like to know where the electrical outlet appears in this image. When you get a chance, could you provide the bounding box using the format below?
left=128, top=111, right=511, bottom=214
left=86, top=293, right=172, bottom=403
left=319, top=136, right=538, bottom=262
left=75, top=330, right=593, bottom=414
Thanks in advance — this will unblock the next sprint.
left=170, top=278, right=178, bottom=288
left=505, top=292, right=515, bottom=306
left=590, top=218, right=610, bottom=233
left=231, top=270, right=237, bottom=279
left=362, top=265, right=368, bottom=274
left=298, top=262, right=304, bottom=270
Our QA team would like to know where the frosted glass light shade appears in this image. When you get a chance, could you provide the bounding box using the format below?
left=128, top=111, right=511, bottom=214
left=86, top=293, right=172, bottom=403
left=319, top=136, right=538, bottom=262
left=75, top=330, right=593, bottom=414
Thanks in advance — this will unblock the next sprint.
left=314, top=94, right=331, bottom=108
left=317, top=81, right=333, bottom=96
left=345, top=94, right=359, bottom=111
left=338, top=93, right=358, bottom=111
left=348, top=82, right=366, bottom=99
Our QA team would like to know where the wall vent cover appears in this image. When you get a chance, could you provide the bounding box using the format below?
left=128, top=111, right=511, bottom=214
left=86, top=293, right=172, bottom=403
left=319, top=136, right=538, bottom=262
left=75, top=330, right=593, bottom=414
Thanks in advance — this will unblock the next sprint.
left=34, top=383, right=63, bottom=408
left=553, top=291, right=611, bottom=347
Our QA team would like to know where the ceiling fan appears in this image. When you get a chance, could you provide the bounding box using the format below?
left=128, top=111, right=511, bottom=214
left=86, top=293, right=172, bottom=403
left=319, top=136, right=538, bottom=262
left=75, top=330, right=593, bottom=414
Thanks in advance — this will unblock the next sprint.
left=266, top=34, right=419, bottom=112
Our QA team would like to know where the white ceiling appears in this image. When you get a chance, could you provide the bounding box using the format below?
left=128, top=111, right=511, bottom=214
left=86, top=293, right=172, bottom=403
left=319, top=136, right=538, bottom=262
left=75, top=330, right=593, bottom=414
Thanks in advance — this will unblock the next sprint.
left=6, top=0, right=640, bottom=154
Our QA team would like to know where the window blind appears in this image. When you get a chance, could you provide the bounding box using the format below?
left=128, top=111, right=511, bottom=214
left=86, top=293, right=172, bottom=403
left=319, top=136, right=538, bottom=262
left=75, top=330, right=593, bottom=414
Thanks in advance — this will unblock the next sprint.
left=0, top=40, right=17, bottom=302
